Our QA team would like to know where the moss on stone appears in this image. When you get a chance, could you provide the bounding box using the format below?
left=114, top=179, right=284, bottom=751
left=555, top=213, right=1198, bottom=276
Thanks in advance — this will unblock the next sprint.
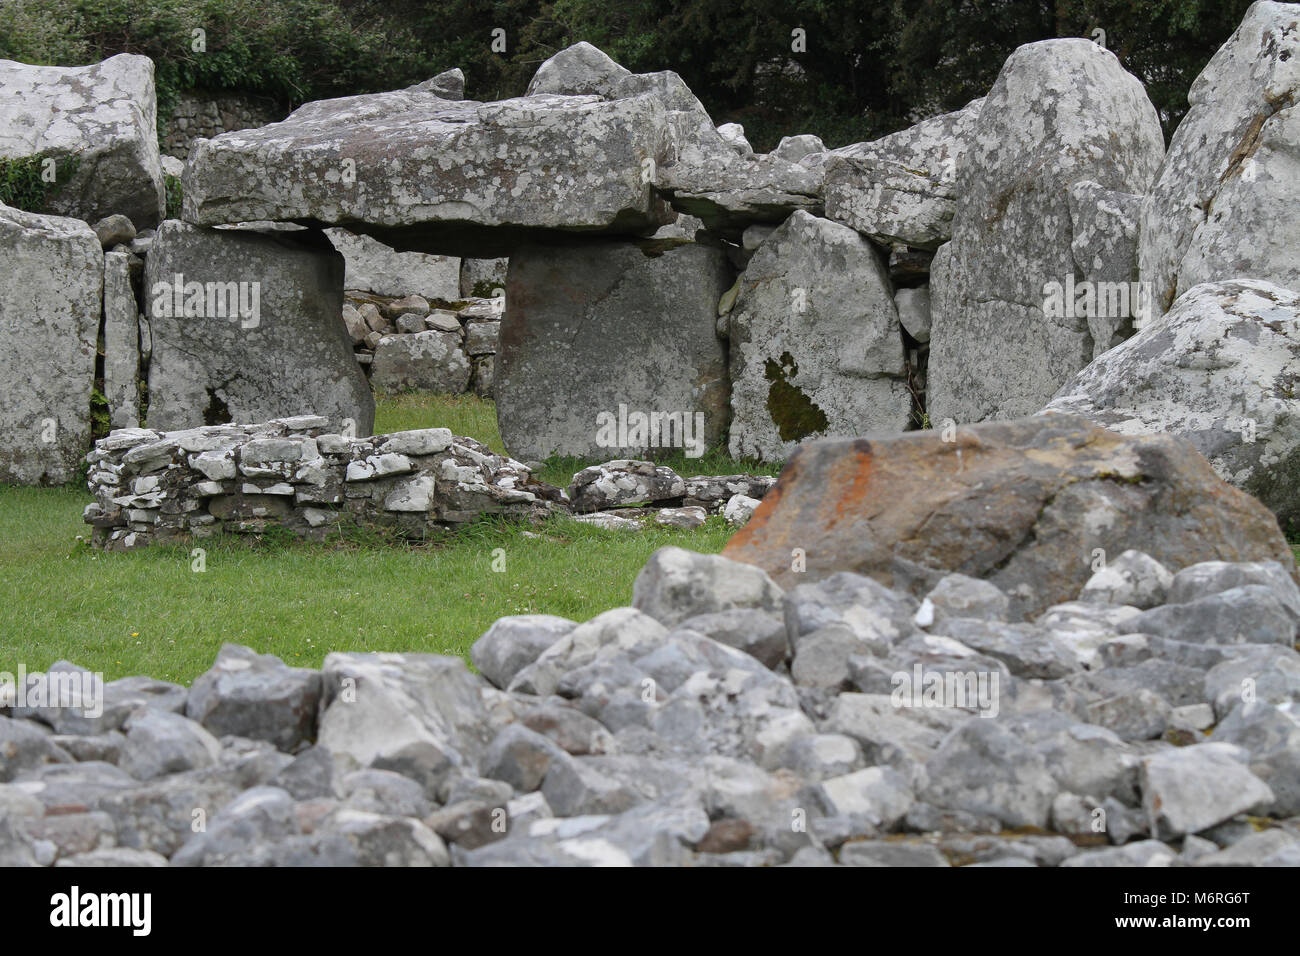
left=764, top=351, right=828, bottom=442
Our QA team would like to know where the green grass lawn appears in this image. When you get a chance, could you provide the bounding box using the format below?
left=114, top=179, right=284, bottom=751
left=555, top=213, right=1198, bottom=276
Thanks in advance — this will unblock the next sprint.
left=0, top=395, right=756, bottom=685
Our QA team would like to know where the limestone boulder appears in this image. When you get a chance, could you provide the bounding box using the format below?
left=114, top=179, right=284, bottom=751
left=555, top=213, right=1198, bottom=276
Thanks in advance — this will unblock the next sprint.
left=727, top=210, right=909, bottom=461
left=1140, top=1, right=1300, bottom=318
left=496, top=239, right=731, bottom=462
left=1046, top=280, right=1300, bottom=532
left=0, top=54, right=164, bottom=227
left=0, top=203, right=102, bottom=484
left=102, top=249, right=141, bottom=430
left=183, top=86, right=672, bottom=257
left=926, top=39, right=1165, bottom=424
left=823, top=97, right=984, bottom=250
left=722, top=414, right=1297, bottom=619
left=370, top=330, right=471, bottom=395
left=144, top=221, right=374, bottom=436
left=325, top=228, right=459, bottom=300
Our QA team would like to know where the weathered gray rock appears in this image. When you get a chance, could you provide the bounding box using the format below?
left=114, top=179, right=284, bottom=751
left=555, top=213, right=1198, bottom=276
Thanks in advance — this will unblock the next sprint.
left=171, top=786, right=299, bottom=866
left=1139, top=1, right=1300, bottom=317
left=1060, top=839, right=1177, bottom=867
left=370, top=330, right=470, bottom=395
left=483, top=724, right=568, bottom=792
left=567, top=460, right=686, bottom=513
left=410, top=68, right=465, bottom=100
left=824, top=97, right=984, bottom=249
left=716, top=123, right=752, bottom=154
left=633, top=546, right=784, bottom=629
left=772, top=134, right=826, bottom=166
left=937, top=618, right=1078, bottom=680
left=183, top=86, right=671, bottom=257
left=103, top=249, right=141, bottom=429
left=675, top=608, right=787, bottom=670
left=926, top=39, right=1164, bottom=423
left=54, top=847, right=169, bottom=867
left=0, top=718, right=72, bottom=782
left=1046, top=281, right=1300, bottom=531
left=1086, top=689, right=1172, bottom=741
left=839, top=839, right=949, bottom=867
left=1204, top=645, right=1300, bottom=718
left=145, top=221, right=374, bottom=436
left=325, top=228, right=459, bottom=300
left=317, top=652, right=492, bottom=791
left=1170, top=559, right=1300, bottom=620
left=0, top=54, right=164, bottom=227
left=186, top=644, right=321, bottom=753
left=894, top=287, right=931, bottom=343
left=916, top=574, right=1010, bottom=629
left=1140, top=742, right=1274, bottom=837
left=460, top=258, right=509, bottom=298
left=471, top=615, right=576, bottom=690
left=1124, top=585, right=1296, bottom=646
left=1192, top=827, right=1300, bottom=866
left=1066, top=180, right=1145, bottom=357
left=119, top=710, right=222, bottom=780
left=1211, top=701, right=1300, bottom=815
left=727, top=210, right=909, bottom=461
left=783, top=574, right=918, bottom=665
left=268, top=745, right=337, bottom=800
left=340, top=768, right=432, bottom=817
left=93, top=214, right=137, bottom=249
left=526, top=42, right=631, bottom=96
left=723, top=493, right=760, bottom=528
left=508, top=607, right=668, bottom=698
left=1079, top=550, right=1172, bottom=609
left=921, top=720, right=1060, bottom=829
left=0, top=204, right=102, bottom=484
left=496, top=240, right=730, bottom=461
left=464, top=320, right=499, bottom=357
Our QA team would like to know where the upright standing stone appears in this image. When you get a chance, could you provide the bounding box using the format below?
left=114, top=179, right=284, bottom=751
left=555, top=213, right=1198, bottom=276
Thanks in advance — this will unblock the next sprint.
left=0, top=54, right=164, bottom=228
left=145, top=221, right=374, bottom=436
left=497, top=240, right=731, bottom=462
left=1140, top=1, right=1300, bottom=318
left=728, top=211, right=909, bottom=462
left=926, top=39, right=1164, bottom=424
left=0, top=203, right=102, bottom=484
left=103, top=249, right=141, bottom=429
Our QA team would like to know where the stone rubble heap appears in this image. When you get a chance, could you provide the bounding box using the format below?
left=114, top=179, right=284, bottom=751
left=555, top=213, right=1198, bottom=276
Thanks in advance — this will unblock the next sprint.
left=82, top=419, right=562, bottom=551
left=3, top=541, right=1299, bottom=867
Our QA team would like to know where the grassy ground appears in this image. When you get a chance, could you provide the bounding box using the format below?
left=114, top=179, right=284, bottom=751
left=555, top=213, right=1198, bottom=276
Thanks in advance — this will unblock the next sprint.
left=0, top=395, right=757, bottom=685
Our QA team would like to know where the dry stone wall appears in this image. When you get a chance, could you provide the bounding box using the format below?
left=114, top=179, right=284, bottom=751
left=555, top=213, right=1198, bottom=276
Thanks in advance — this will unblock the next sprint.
left=83, top=419, right=562, bottom=550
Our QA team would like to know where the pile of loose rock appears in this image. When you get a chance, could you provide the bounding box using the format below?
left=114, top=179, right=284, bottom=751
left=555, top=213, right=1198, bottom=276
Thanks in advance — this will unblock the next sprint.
left=3, top=540, right=1298, bottom=867
left=82, top=419, right=560, bottom=550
